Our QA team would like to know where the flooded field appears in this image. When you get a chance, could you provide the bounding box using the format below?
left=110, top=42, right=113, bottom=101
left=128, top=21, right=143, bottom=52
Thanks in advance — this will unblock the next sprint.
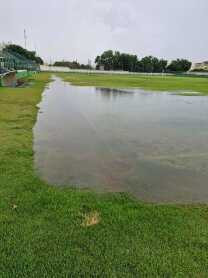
left=34, top=76, right=208, bottom=203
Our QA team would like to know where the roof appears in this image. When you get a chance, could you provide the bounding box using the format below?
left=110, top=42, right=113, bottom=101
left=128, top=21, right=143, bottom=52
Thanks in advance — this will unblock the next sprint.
left=0, top=48, right=40, bottom=71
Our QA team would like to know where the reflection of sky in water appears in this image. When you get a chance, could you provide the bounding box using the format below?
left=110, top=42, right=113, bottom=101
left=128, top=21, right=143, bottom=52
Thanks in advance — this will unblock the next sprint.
left=34, top=77, right=208, bottom=203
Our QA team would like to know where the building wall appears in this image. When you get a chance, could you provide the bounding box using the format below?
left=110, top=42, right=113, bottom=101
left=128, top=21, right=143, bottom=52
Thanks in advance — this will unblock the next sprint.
left=194, top=61, right=208, bottom=70
left=1, top=71, right=17, bottom=87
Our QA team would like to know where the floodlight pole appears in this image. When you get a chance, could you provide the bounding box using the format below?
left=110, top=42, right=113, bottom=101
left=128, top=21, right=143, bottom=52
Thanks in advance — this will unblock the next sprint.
left=24, top=29, right=27, bottom=49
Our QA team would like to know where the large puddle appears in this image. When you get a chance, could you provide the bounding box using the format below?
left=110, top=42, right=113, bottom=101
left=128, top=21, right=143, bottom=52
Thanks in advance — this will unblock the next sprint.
left=34, top=76, right=208, bottom=203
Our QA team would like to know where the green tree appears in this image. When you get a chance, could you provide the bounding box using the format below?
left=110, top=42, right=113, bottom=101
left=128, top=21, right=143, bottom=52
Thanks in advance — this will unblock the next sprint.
left=95, top=50, right=138, bottom=72
left=140, top=56, right=154, bottom=72
left=95, top=56, right=101, bottom=69
left=113, top=51, right=121, bottom=70
left=137, top=56, right=167, bottom=73
left=100, top=50, right=114, bottom=70
left=167, top=59, right=192, bottom=72
left=54, top=60, right=92, bottom=70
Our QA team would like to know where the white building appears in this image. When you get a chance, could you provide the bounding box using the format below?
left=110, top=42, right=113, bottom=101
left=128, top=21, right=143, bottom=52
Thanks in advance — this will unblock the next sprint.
left=194, top=61, right=208, bottom=70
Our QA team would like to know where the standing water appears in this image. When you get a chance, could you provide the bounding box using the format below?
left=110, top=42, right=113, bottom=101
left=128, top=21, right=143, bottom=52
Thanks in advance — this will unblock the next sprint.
left=34, top=76, right=208, bottom=203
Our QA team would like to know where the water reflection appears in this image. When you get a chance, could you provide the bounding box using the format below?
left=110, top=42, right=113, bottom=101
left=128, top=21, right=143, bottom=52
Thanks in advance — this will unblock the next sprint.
left=34, top=76, right=208, bottom=203
left=96, top=87, right=135, bottom=100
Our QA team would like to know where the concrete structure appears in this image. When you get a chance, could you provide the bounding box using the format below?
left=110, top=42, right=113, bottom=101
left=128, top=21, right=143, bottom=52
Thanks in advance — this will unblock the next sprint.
left=0, top=71, right=17, bottom=87
left=99, top=65, right=105, bottom=71
left=0, top=70, right=30, bottom=87
left=193, top=61, right=208, bottom=71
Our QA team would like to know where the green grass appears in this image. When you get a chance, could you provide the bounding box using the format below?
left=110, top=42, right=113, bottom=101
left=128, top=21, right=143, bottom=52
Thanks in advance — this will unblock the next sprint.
left=58, top=72, right=208, bottom=95
left=1, top=72, right=208, bottom=277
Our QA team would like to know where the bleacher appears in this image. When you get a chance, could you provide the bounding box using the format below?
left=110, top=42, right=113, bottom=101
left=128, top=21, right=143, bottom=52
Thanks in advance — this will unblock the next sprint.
left=0, top=45, right=41, bottom=87
left=0, top=48, right=40, bottom=72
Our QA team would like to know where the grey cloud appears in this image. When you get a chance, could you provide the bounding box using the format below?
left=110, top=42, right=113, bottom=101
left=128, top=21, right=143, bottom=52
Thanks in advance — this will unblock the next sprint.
left=1, top=0, right=207, bottom=64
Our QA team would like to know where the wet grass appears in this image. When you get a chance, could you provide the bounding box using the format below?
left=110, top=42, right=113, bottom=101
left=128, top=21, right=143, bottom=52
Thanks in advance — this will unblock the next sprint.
left=1, top=72, right=208, bottom=276
left=59, top=72, right=208, bottom=95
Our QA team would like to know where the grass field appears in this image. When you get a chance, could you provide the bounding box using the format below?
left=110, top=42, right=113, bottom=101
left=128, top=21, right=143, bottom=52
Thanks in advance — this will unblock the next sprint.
left=1, top=72, right=208, bottom=277
left=58, top=72, right=208, bottom=94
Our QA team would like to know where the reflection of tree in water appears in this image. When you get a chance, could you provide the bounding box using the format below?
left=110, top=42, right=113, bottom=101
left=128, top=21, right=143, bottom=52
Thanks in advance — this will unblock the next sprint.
left=96, top=87, right=135, bottom=100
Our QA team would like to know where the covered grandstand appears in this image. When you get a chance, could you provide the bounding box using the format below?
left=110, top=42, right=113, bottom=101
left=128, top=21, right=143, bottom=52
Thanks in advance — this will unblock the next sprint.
left=0, top=44, right=40, bottom=86
left=0, top=48, right=40, bottom=72
left=0, top=45, right=40, bottom=86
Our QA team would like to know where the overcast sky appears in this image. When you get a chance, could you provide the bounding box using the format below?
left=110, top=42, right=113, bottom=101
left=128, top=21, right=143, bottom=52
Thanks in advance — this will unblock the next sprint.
left=1, top=0, right=207, bottom=64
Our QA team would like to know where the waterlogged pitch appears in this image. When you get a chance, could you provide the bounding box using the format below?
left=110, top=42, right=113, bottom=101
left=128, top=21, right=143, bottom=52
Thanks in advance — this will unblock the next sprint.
left=34, top=76, right=208, bottom=203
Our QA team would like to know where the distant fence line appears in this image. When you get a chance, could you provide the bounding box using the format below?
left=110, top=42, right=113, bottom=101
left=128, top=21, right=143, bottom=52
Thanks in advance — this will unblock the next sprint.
left=40, top=65, right=174, bottom=75
left=184, top=72, right=208, bottom=76
left=40, top=65, right=208, bottom=76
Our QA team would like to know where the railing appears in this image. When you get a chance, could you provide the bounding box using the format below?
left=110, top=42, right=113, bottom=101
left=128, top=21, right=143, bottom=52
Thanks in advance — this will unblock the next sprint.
left=0, top=50, right=40, bottom=71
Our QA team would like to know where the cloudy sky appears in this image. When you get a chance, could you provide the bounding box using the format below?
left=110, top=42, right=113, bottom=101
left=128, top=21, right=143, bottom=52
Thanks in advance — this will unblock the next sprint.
left=1, top=0, right=207, bottom=64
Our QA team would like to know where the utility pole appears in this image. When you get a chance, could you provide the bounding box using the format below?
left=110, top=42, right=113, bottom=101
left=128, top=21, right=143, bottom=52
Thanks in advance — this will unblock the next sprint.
left=34, top=43, right=37, bottom=55
left=24, top=29, right=27, bottom=49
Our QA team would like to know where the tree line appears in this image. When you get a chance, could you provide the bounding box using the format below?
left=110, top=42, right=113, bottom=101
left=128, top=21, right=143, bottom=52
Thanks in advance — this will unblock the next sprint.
left=95, top=50, right=192, bottom=72
left=53, top=61, right=92, bottom=70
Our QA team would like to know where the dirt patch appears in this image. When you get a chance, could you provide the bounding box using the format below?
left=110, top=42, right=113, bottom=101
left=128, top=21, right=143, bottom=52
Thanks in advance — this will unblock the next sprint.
left=82, top=211, right=100, bottom=227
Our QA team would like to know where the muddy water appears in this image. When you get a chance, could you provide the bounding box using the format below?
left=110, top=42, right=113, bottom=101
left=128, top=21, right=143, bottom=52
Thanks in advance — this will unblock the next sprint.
left=34, top=76, right=208, bottom=203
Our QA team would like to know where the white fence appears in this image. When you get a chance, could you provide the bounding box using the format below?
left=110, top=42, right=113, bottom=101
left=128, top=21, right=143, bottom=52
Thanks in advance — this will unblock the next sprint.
left=40, top=65, right=208, bottom=76
left=40, top=65, right=174, bottom=75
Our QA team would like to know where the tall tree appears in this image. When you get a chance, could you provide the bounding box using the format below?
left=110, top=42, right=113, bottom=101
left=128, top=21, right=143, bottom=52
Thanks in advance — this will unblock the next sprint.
left=140, top=56, right=154, bottom=73
left=167, top=59, right=192, bottom=72
left=95, top=50, right=139, bottom=71
left=113, top=51, right=121, bottom=70
left=100, top=50, right=114, bottom=70
left=95, top=50, right=190, bottom=73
